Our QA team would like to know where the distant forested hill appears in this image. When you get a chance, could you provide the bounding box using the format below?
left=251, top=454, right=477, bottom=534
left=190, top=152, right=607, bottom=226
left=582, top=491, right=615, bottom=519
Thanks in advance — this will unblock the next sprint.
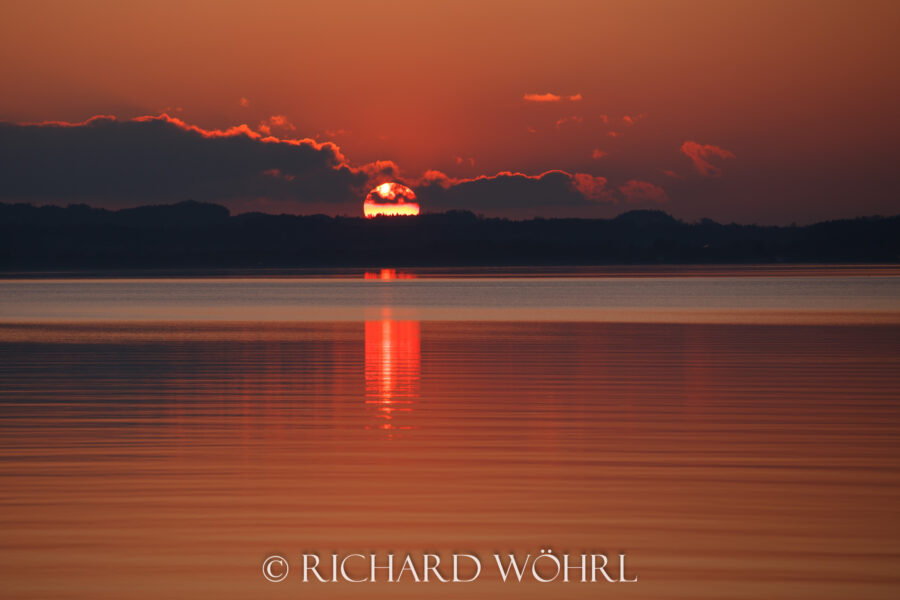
left=1, top=201, right=898, bottom=269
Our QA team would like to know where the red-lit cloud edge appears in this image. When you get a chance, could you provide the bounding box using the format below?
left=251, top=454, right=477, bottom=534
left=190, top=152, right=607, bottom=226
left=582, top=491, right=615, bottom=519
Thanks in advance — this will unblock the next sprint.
left=24, top=113, right=351, bottom=164
left=3, top=113, right=735, bottom=215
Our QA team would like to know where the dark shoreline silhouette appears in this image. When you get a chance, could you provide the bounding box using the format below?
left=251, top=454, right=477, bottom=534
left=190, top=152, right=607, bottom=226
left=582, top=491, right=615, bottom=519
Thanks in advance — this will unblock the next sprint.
left=1, top=201, right=898, bottom=270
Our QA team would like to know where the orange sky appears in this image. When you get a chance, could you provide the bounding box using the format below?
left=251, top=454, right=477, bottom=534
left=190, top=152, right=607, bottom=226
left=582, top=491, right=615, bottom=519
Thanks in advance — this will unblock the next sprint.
left=1, top=0, right=899, bottom=223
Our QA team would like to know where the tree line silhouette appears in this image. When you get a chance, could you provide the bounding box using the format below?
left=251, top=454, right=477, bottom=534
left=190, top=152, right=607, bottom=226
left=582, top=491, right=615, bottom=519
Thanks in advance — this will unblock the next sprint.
left=1, top=201, right=898, bottom=270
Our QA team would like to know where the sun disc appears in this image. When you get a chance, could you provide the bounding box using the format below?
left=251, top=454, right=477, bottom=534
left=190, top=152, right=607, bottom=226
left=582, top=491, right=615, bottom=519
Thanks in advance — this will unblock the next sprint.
left=364, top=182, right=420, bottom=218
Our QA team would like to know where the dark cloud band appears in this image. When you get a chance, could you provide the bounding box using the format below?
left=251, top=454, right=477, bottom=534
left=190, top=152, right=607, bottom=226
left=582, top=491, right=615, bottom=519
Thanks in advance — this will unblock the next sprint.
left=0, top=114, right=667, bottom=216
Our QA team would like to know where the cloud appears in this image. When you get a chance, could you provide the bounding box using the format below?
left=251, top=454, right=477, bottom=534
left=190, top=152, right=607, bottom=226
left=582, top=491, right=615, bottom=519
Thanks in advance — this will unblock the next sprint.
left=239, top=97, right=250, bottom=107
left=0, top=113, right=672, bottom=218
left=555, top=115, right=583, bottom=128
left=323, top=128, right=349, bottom=138
left=591, top=149, right=608, bottom=159
left=607, top=131, right=620, bottom=138
left=354, top=159, right=401, bottom=181
left=680, top=141, right=735, bottom=176
left=570, top=173, right=609, bottom=201
left=419, top=169, right=454, bottom=188
left=523, top=92, right=583, bottom=103
left=524, top=93, right=561, bottom=102
left=258, top=114, right=295, bottom=135
left=414, top=169, right=614, bottom=214
left=262, top=168, right=296, bottom=182
left=618, top=180, right=669, bottom=204
left=455, top=156, right=476, bottom=167
left=0, top=114, right=395, bottom=209
left=622, top=114, right=644, bottom=126
left=661, top=169, right=683, bottom=179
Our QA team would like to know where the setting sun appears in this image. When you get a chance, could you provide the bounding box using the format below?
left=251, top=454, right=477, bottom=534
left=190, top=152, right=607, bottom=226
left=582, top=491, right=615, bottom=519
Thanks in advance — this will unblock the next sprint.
left=364, top=182, right=420, bottom=218
left=2, top=2, right=899, bottom=599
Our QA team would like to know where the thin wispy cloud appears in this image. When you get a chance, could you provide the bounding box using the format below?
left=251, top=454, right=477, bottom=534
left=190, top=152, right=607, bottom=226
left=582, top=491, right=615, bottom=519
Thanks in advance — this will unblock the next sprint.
left=258, top=115, right=295, bottom=135
left=680, top=141, right=735, bottom=177
left=523, top=92, right=583, bottom=102
left=555, top=115, right=583, bottom=128
left=619, top=179, right=668, bottom=203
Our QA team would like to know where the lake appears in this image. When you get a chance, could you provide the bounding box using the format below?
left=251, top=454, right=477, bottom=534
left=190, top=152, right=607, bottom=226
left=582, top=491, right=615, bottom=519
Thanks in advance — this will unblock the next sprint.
left=1, top=267, right=899, bottom=599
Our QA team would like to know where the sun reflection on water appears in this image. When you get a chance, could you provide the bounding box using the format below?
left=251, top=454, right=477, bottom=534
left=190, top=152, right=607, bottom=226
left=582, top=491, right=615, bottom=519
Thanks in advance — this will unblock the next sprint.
left=363, top=268, right=417, bottom=280
left=364, top=309, right=420, bottom=437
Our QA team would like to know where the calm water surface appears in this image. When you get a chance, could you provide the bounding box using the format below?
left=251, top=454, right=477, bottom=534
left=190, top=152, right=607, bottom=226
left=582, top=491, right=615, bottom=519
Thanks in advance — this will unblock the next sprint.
left=1, top=267, right=899, bottom=599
